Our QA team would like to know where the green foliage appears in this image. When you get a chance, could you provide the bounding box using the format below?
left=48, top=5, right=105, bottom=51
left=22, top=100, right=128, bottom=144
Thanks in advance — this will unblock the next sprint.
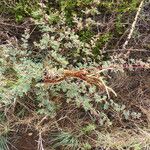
left=1, top=0, right=39, bottom=22
left=35, top=86, right=56, bottom=117
left=82, top=124, right=96, bottom=134
left=51, top=131, right=79, bottom=149
left=82, top=142, right=92, bottom=150
left=78, top=28, right=94, bottom=42
left=0, top=136, right=9, bottom=150
left=93, top=33, right=112, bottom=56
left=0, top=30, right=43, bottom=105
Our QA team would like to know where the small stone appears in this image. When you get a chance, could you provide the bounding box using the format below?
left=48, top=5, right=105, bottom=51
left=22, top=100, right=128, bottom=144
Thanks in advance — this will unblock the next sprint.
left=28, top=133, right=33, bottom=136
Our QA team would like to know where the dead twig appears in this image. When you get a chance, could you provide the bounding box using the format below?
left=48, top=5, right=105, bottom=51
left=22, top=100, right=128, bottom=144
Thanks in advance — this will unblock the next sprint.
left=37, top=132, right=45, bottom=150
left=0, top=22, right=25, bottom=29
left=42, top=69, right=117, bottom=98
left=122, top=0, right=144, bottom=49
left=103, top=49, right=150, bottom=53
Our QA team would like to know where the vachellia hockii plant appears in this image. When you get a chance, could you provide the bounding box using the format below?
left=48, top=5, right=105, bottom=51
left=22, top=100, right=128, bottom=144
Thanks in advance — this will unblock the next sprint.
left=1, top=0, right=150, bottom=149
left=0, top=9, right=144, bottom=129
left=2, top=1, right=149, bottom=131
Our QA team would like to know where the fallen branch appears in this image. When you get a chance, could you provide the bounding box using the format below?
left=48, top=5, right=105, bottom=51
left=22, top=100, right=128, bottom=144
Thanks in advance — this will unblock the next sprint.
left=42, top=69, right=117, bottom=98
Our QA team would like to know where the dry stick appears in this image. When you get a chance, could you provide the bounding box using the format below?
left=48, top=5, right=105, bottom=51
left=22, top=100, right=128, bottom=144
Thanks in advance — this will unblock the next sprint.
left=37, top=132, right=45, bottom=150
left=122, top=0, right=144, bottom=49
left=103, top=49, right=150, bottom=53
left=0, top=22, right=27, bottom=29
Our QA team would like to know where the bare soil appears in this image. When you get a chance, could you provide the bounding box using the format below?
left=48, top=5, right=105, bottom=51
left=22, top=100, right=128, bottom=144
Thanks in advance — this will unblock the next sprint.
left=9, top=128, right=37, bottom=150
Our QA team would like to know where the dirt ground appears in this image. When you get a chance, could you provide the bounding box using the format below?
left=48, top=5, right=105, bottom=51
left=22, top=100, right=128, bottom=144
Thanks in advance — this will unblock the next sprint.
left=9, top=129, right=37, bottom=150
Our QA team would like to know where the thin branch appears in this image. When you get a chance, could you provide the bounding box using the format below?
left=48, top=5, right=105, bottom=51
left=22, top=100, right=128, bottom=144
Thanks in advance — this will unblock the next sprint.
left=37, top=132, right=45, bottom=150
left=122, top=0, right=144, bottom=49
left=0, top=22, right=25, bottom=29
left=102, top=49, right=150, bottom=53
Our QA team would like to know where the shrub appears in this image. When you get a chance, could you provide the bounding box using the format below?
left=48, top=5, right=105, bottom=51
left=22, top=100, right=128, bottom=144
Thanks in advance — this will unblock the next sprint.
left=0, top=0, right=149, bottom=149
